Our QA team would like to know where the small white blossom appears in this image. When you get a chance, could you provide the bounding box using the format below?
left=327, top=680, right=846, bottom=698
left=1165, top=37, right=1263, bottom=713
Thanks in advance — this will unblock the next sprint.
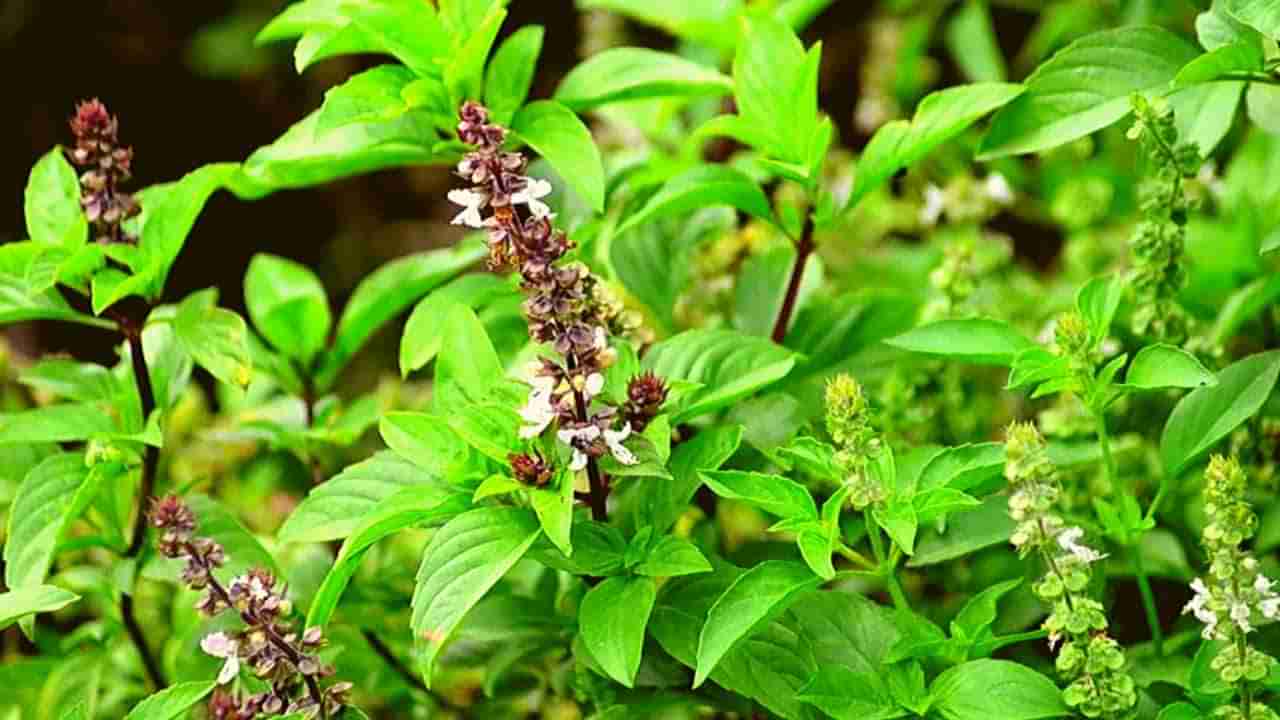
left=201, top=632, right=241, bottom=685
left=448, top=188, right=487, bottom=228
left=604, top=423, right=637, bottom=466
left=519, top=375, right=558, bottom=439
left=1184, top=578, right=1218, bottom=639
left=1231, top=600, right=1253, bottom=634
left=1057, top=526, right=1107, bottom=564
left=584, top=372, right=604, bottom=398
left=513, top=178, right=554, bottom=219
left=1047, top=631, right=1062, bottom=651
left=1255, top=574, right=1274, bottom=595
left=558, top=425, right=601, bottom=471
left=920, top=184, right=946, bottom=226
left=984, top=173, right=1014, bottom=205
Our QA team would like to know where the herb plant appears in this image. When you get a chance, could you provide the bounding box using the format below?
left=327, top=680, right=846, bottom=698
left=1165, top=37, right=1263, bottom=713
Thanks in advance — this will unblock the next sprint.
left=3, top=1, right=1280, bottom=719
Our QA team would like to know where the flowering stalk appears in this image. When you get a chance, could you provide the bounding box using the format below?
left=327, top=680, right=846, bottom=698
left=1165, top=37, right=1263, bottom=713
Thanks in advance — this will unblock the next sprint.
left=1183, top=456, right=1279, bottom=720
left=448, top=102, right=660, bottom=521
left=67, top=99, right=166, bottom=689
left=1004, top=422, right=1136, bottom=719
left=824, top=374, right=906, bottom=604
left=150, top=497, right=350, bottom=719
left=1125, top=95, right=1199, bottom=345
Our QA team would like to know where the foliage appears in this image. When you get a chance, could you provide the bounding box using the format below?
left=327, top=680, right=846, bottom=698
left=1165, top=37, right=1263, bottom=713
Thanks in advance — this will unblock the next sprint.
left=3, top=1, right=1280, bottom=719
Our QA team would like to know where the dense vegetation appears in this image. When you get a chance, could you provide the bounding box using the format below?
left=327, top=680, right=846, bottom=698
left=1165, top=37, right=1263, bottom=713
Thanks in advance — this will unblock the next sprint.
left=3, top=1, right=1280, bottom=719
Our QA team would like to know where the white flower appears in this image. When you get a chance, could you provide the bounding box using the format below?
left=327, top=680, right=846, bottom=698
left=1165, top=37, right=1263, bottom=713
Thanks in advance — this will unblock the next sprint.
left=1184, top=578, right=1219, bottom=639
left=1231, top=600, right=1253, bottom=634
left=604, top=423, right=637, bottom=466
left=201, top=632, right=241, bottom=685
left=558, top=425, right=601, bottom=471
left=519, top=375, right=558, bottom=439
left=513, top=178, right=554, bottom=219
left=1056, top=526, right=1107, bottom=564
left=1261, top=596, right=1280, bottom=620
left=1047, top=631, right=1062, bottom=652
left=447, top=188, right=487, bottom=228
left=593, top=326, right=608, bottom=350
left=920, top=184, right=946, bottom=226
left=984, top=173, right=1014, bottom=205
left=1255, top=574, right=1275, bottom=595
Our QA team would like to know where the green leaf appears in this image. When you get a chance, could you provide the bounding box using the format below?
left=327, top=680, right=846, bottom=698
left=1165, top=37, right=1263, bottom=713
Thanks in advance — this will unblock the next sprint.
left=433, top=304, right=507, bottom=414
left=1175, top=40, right=1264, bottom=86
left=315, top=65, right=418, bottom=133
left=951, top=578, right=1021, bottom=642
left=555, top=48, right=732, bottom=111
left=238, top=109, right=437, bottom=197
left=25, top=148, right=86, bottom=248
left=1076, top=274, right=1124, bottom=349
left=918, top=443, right=1005, bottom=493
left=1199, top=0, right=1262, bottom=49
left=530, top=478, right=574, bottom=556
left=1160, top=351, right=1280, bottom=476
left=619, top=424, right=742, bottom=533
left=0, top=585, right=79, bottom=631
left=448, top=403, right=522, bottom=463
left=576, top=0, right=741, bottom=52
left=798, top=664, right=901, bottom=720
left=400, top=274, right=514, bottom=376
left=873, top=500, right=918, bottom=555
left=412, top=507, right=541, bottom=685
left=484, top=25, right=544, bottom=120
left=1224, top=0, right=1280, bottom=38
left=887, top=318, right=1034, bottom=367
left=945, top=1, right=1007, bottom=83
left=699, top=470, right=817, bottom=521
left=512, top=100, right=605, bottom=213
left=914, top=488, right=982, bottom=525
left=280, top=453, right=451, bottom=543
left=1246, top=82, right=1280, bottom=134
left=850, top=82, right=1023, bottom=208
left=123, top=682, right=216, bottom=720
left=633, top=536, right=712, bottom=577
left=379, top=412, right=472, bottom=477
left=444, top=5, right=506, bottom=108
left=317, top=244, right=484, bottom=389
left=244, top=253, right=331, bottom=363
left=339, top=0, right=450, bottom=78
left=731, top=18, right=820, bottom=165
left=930, top=660, right=1067, bottom=720
left=979, top=27, right=1200, bottom=159
left=694, top=560, right=821, bottom=687
left=0, top=403, right=116, bottom=444
left=909, top=496, right=1013, bottom=567
left=95, top=163, right=241, bottom=311
left=1213, top=273, right=1280, bottom=343
left=173, top=288, right=252, bottom=390
left=643, top=329, right=797, bottom=423
left=4, top=454, right=92, bottom=635
left=306, top=487, right=469, bottom=628
left=580, top=576, right=658, bottom=687
left=616, top=165, right=774, bottom=237
left=1124, top=344, right=1217, bottom=391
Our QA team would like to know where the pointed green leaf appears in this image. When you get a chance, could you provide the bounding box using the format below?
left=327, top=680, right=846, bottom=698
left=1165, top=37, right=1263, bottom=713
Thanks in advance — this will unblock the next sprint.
left=25, top=148, right=86, bottom=248
left=1160, top=351, right=1280, bottom=476
left=123, top=682, right=216, bottom=720
left=700, top=470, right=817, bottom=521
left=1124, top=344, right=1217, bottom=391
left=930, top=660, right=1067, bottom=720
left=888, top=318, right=1034, bottom=367
left=512, top=100, right=605, bottom=213
left=556, top=48, right=731, bottom=111
left=580, top=576, right=658, bottom=687
left=0, top=585, right=80, bottom=631
left=244, top=254, right=331, bottom=363
left=616, top=165, right=773, bottom=237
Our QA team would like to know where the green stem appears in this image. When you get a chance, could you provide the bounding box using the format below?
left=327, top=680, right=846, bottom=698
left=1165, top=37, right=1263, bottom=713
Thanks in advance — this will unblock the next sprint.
left=1096, top=411, right=1164, bottom=654
left=1131, top=547, right=1164, bottom=656
left=864, top=510, right=908, bottom=610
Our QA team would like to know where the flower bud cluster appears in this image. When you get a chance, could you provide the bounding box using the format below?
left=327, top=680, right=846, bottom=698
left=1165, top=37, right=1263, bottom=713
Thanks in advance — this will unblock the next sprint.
left=1183, top=456, right=1279, bottom=707
left=449, top=102, right=660, bottom=483
left=1125, top=94, right=1198, bottom=344
left=824, top=374, right=885, bottom=509
left=149, top=496, right=350, bottom=718
left=67, top=99, right=140, bottom=245
left=1003, top=423, right=1135, bottom=718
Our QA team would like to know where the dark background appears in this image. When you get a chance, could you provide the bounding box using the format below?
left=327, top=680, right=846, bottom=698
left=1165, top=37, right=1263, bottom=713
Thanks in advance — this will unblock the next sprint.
left=2, top=0, right=1040, bottom=361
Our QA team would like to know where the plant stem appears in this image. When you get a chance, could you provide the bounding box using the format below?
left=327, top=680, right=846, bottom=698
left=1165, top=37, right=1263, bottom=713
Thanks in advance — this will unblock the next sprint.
left=572, top=386, right=609, bottom=522
left=1096, top=411, right=1164, bottom=654
left=363, top=630, right=468, bottom=716
left=864, top=510, right=908, bottom=609
left=770, top=218, right=815, bottom=344
left=1131, top=547, right=1164, bottom=655
left=119, top=313, right=166, bottom=689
